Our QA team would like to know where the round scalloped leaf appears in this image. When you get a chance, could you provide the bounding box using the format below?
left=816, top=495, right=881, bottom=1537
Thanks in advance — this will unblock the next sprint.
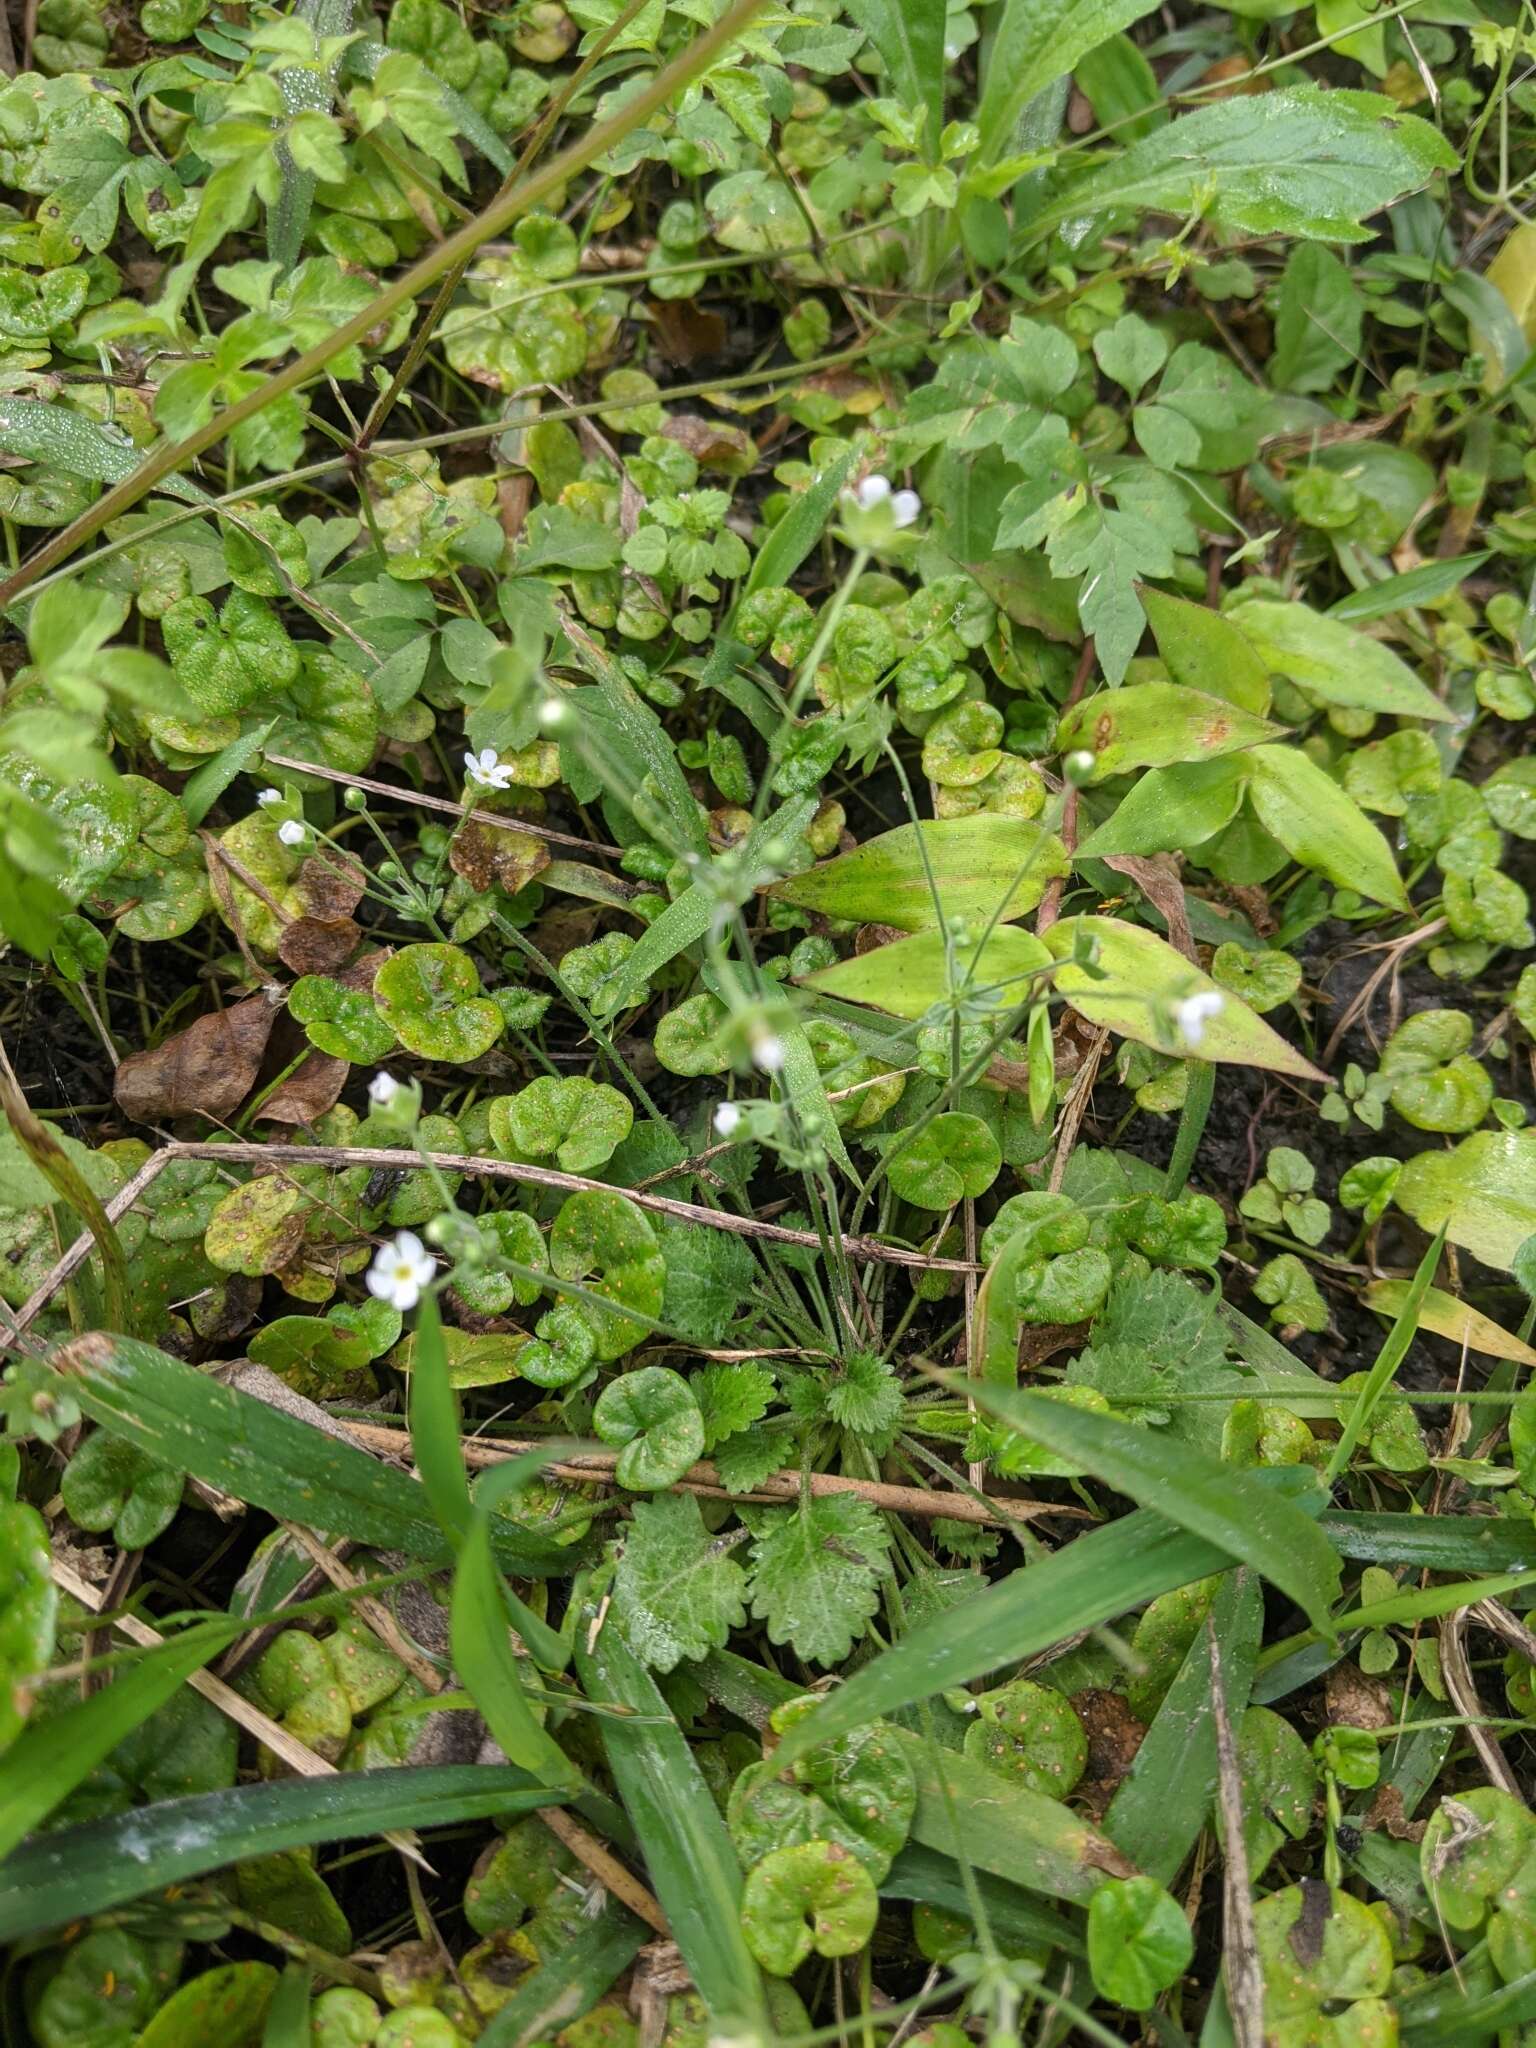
left=740, top=1840, right=878, bottom=1976
left=1087, top=1876, right=1194, bottom=2012
left=60, top=1431, right=183, bottom=1550
left=266, top=646, right=379, bottom=779
left=451, top=1210, right=547, bottom=1314
left=518, top=1301, right=598, bottom=1388
left=374, top=944, right=503, bottom=1062
left=311, top=1987, right=383, bottom=2047
left=886, top=1111, right=1001, bottom=1209
left=729, top=1700, right=916, bottom=1881
left=1253, top=1884, right=1391, bottom=2028
left=593, top=1365, right=703, bottom=1488
left=0, top=1499, right=55, bottom=1755
left=1421, top=1787, right=1536, bottom=1930
left=289, top=974, right=397, bottom=1062
left=963, top=1679, right=1088, bottom=1797
left=162, top=589, right=299, bottom=714
left=549, top=1189, right=665, bottom=1362
left=134, top=1962, right=278, bottom=2048
left=490, top=1075, right=633, bottom=1174
left=27, top=1929, right=184, bottom=2048
left=654, top=992, right=733, bottom=1076
left=242, top=1630, right=353, bottom=1760
left=204, top=1175, right=308, bottom=1276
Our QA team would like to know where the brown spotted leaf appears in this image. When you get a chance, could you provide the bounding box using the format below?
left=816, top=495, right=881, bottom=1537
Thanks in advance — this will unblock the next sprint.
left=449, top=816, right=551, bottom=897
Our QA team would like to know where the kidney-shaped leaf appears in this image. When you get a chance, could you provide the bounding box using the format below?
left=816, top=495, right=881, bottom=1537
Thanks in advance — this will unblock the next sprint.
left=1394, top=1131, right=1536, bottom=1273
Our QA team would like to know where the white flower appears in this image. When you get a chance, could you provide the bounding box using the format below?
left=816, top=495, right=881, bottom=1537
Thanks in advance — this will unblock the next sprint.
left=464, top=747, right=513, bottom=791
left=854, top=474, right=892, bottom=510
left=368, top=1072, right=400, bottom=1106
left=366, top=1229, right=435, bottom=1311
left=276, top=819, right=307, bottom=847
left=714, top=1102, right=741, bottom=1136
left=255, top=787, right=283, bottom=808
left=1175, top=990, right=1224, bottom=1048
left=890, top=488, right=921, bottom=529
left=539, top=697, right=568, bottom=730
left=750, top=1031, right=785, bottom=1074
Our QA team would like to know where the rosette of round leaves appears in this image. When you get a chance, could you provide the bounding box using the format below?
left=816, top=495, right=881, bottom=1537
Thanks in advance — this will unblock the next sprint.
left=161, top=589, right=299, bottom=715
left=1252, top=1884, right=1393, bottom=2045
left=489, top=1075, right=633, bottom=1175
left=982, top=1192, right=1113, bottom=1325
left=962, top=1679, right=1088, bottom=1798
left=374, top=945, right=504, bottom=1063
left=545, top=1189, right=665, bottom=1363
left=311, top=1988, right=468, bottom=2046
left=1421, top=1786, right=1535, bottom=1930
left=593, top=1365, right=704, bottom=1488
left=885, top=1110, right=1001, bottom=1209
left=740, top=1840, right=878, bottom=1976
left=0, top=1498, right=55, bottom=1754
left=25, top=1929, right=184, bottom=2048
left=1238, top=1148, right=1331, bottom=1248
left=241, top=1619, right=407, bottom=1767
left=1377, top=1008, right=1493, bottom=1134
left=60, top=1430, right=184, bottom=1550
left=728, top=1696, right=916, bottom=1881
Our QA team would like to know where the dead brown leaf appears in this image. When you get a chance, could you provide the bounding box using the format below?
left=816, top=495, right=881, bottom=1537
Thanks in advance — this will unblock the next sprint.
left=1324, top=1662, right=1394, bottom=1732
left=258, top=1050, right=350, bottom=1127
left=278, top=917, right=361, bottom=977
left=450, top=816, right=552, bottom=897
left=294, top=852, right=365, bottom=922
left=660, top=413, right=756, bottom=474
left=648, top=298, right=727, bottom=365
left=1102, top=853, right=1195, bottom=963
left=114, top=992, right=278, bottom=1122
left=1072, top=1687, right=1147, bottom=1817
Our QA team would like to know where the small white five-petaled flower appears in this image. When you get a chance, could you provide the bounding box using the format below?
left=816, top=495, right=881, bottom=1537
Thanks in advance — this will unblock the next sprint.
left=852, top=474, right=921, bottom=529
left=1175, top=991, right=1224, bottom=1048
left=714, top=1102, right=741, bottom=1136
left=750, top=1032, right=786, bottom=1074
left=464, top=748, right=513, bottom=791
left=255, top=787, right=283, bottom=808
left=366, top=1230, right=435, bottom=1311
left=368, top=1072, right=400, bottom=1106
left=277, top=819, right=307, bottom=847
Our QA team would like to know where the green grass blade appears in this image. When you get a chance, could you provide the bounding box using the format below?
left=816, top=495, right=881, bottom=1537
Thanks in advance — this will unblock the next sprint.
left=450, top=1513, right=580, bottom=1790
left=49, top=1332, right=549, bottom=1573
left=407, top=1292, right=473, bottom=1546
left=1105, top=1568, right=1262, bottom=1883
left=765, top=1507, right=1244, bottom=1773
left=741, top=448, right=855, bottom=600
left=478, top=1901, right=648, bottom=2048
left=261, top=1963, right=312, bottom=2048
left=1324, top=1224, right=1444, bottom=1484
left=575, top=1606, right=772, bottom=2044
left=0, top=1766, right=559, bottom=1941
left=1323, top=1511, right=1536, bottom=1572
left=955, top=1372, right=1342, bottom=1638
left=0, top=1619, right=236, bottom=1860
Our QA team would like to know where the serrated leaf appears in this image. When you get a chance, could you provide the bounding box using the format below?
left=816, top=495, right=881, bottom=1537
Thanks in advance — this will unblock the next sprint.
left=978, top=0, right=1161, bottom=167
left=749, top=1494, right=892, bottom=1666
left=614, top=1493, right=749, bottom=1672
left=1051, top=88, right=1458, bottom=244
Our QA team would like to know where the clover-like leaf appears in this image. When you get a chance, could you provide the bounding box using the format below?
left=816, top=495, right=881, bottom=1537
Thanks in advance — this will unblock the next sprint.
left=885, top=1111, right=1000, bottom=1209
left=161, top=588, right=299, bottom=714
left=729, top=1698, right=916, bottom=1881
left=1088, top=1876, right=1194, bottom=2012
left=450, top=1210, right=546, bottom=1314
left=548, top=1189, right=665, bottom=1362
left=289, top=974, right=397, bottom=1062
left=962, top=1678, right=1087, bottom=1797
left=374, top=944, right=503, bottom=1062
left=490, top=1075, right=633, bottom=1174
left=592, top=1365, right=704, bottom=1489
left=740, top=1840, right=878, bottom=1976
left=982, top=1191, right=1113, bottom=1325
left=60, top=1431, right=184, bottom=1550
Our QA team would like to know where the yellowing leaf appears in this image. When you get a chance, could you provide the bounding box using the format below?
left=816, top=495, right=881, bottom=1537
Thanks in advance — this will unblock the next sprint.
left=767, top=817, right=1068, bottom=931
left=1042, top=916, right=1326, bottom=1081
left=1363, top=1281, right=1536, bottom=1367
left=1394, top=1131, right=1536, bottom=1273
left=801, top=925, right=1052, bottom=1020
left=1057, top=683, right=1280, bottom=781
